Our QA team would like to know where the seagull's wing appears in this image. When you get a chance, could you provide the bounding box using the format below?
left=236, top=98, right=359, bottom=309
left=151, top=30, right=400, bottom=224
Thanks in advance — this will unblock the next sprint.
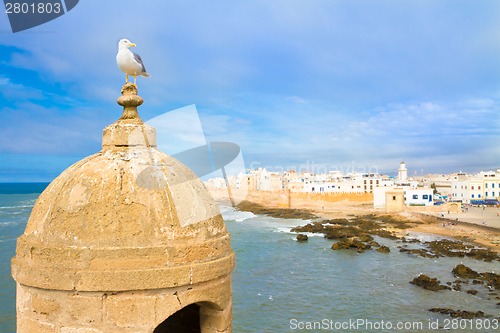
left=132, top=52, right=148, bottom=74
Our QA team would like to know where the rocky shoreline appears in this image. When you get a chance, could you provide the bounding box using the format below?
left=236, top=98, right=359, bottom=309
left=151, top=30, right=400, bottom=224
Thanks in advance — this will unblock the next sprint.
left=235, top=200, right=500, bottom=319
left=410, top=264, right=500, bottom=319
left=237, top=200, right=499, bottom=261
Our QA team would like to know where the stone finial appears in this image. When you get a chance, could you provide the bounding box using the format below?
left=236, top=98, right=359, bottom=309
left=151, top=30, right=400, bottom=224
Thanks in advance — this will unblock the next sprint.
left=102, top=83, right=156, bottom=149
left=117, top=82, right=144, bottom=122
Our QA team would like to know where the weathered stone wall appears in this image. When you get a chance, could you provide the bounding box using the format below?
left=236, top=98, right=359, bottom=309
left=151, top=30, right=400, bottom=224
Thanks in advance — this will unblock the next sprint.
left=16, top=276, right=232, bottom=333
left=209, top=188, right=373, bottom=208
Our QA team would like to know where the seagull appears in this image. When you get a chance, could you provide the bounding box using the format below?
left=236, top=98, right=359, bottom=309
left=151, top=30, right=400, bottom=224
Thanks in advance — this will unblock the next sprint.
left=116, top=38, right=150, bottom=85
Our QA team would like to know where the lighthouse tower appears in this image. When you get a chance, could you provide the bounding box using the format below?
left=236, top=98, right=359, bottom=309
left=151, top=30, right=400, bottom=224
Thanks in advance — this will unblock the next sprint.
left=398, top=161, right=408, bottom=182
left=12, top=83, right=234, bottom=333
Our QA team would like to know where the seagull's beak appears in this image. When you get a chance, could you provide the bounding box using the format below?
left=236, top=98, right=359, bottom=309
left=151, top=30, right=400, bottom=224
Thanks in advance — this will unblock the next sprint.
left=129, top=43, right=137, bottom=47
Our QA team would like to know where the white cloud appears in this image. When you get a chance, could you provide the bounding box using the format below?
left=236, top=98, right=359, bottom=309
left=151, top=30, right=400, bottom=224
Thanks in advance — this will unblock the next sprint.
left=2, top=0, right=500, bottom=180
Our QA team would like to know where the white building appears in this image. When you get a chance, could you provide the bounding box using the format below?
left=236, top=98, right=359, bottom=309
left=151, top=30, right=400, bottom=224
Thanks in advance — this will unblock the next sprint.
left=449, top=170, right=500, bottom=203
left=374, top=161, right=434, bottom=208
left=302, top=172, right=386, bottom=194
left=451, top=180, right=469, bottom=202
left=482, top=170, right=500, bottom=200
left=398, top=161, right=408, bottom=182
left=404, top=188, right=434, bottom=206
left=374, top=185, right=434, bottom=208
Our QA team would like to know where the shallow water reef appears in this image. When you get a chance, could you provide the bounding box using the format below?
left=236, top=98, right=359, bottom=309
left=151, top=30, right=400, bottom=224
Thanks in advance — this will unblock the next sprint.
left=409, top=264, right=500, bottom=319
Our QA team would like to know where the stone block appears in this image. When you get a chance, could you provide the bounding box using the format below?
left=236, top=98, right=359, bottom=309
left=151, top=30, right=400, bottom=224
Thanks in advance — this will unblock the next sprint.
left=17, top=315, right=56, bottom=333
left=31, top=293, right=61, bottom=317
left=105, top=293, right=156, bottom=328
left=63, top=293, right=104, bottom=326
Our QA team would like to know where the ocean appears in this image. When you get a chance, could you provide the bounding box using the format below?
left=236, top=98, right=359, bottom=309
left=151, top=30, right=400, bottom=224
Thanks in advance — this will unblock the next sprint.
left=1, top=183, right=499, bottom=332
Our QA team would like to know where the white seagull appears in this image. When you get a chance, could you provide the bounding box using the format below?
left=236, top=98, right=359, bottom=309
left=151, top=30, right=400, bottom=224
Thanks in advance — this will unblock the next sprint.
left=116, top=38, right=150, bottom=85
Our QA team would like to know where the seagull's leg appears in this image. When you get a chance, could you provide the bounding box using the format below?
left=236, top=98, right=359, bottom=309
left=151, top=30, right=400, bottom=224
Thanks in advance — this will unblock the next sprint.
left=133, top=75, right=137, bottom=86
left=125, top=74, right=129, bottom=83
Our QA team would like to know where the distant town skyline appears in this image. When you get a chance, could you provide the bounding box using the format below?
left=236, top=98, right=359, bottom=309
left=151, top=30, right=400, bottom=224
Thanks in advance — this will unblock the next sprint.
left=1, top=1, right=499, bottom=182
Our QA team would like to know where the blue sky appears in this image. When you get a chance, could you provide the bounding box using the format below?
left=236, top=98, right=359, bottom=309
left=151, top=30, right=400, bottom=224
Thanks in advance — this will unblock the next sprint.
left=1, top=0, right=499, bottom=181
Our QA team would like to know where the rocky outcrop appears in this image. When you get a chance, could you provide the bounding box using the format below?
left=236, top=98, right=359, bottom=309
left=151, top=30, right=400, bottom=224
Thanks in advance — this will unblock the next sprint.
left=452, top=264, right=480, bottom=279
left=331, top=238, right=372, bottom=253
left=296, top=234, right=308, bottom=242
left=397, top=239, right=499, bottom=262
left=429, top=308, right=487, bottom=319
left=451, top=264, right=500, bottom=290
left=410, top=274, right=451, bottom=291
left=377, top=246, right=391, bottom=253
left=293, top=215, right=407, bottom=253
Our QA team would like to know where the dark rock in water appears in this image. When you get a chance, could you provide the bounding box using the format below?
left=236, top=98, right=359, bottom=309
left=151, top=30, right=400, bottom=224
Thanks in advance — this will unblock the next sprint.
left=294, top=214, right=408, bottom=243
left=425, top=239, right=468, bottom=258
left=296, top=234, right=308, bottom=242
left=401, top=237, right=421, bottom=243
left=331, top=238, right=371, bottom=252
left=410, top=274, right=451, bottom=291
left=466, top=289, right=478, bottom=295
left=369, top=241, right=380, bottom=247
left=450, top=267, right=500, bottom=291
left=452, top=264, right=480, bottom=279
left=377, top=246, right=391, bottom=253
left=399, top=248, right=438, bottom=258
left=429, top=308, right=486, bottom=319
left=481, top=272, right=500, bottom=290
left=453, top=284, right=462, bottom=291
left=466, top=248, right=499, bottom=262
left=358, top=234, right=374, bottom=242
left=325, top=218, right=350, bottom=225
left=398, top=238, right=500, bottom=262
left=291, top=221, right=330, bottom=234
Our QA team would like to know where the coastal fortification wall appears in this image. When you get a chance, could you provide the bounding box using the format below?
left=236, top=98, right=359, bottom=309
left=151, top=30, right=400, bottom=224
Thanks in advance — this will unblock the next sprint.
left=209, top=188, right=373, bottom=208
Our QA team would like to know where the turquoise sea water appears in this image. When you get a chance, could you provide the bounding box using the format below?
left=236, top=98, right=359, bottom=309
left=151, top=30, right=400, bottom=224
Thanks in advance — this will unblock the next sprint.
left=0, top=184, right=45, bottom=333
left=0, top=183, right=499, bottom=332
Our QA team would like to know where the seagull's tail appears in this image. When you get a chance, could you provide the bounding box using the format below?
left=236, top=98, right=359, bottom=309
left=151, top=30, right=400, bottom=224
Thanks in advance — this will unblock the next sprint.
left=142, top=72, right=151, bottom=78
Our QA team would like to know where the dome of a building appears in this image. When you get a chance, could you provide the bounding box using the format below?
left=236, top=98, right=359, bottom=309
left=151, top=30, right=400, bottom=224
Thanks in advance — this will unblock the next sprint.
left=12, top=83, right=234, bottom=333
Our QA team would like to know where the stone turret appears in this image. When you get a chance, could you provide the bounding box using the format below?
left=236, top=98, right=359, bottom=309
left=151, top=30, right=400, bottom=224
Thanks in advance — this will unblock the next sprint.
left=12, top=83, right=234, bottom=333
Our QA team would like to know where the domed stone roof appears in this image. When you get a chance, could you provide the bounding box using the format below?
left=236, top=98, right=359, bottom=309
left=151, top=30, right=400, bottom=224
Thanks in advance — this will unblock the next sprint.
left=12, top=83, right=234, bottom=292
